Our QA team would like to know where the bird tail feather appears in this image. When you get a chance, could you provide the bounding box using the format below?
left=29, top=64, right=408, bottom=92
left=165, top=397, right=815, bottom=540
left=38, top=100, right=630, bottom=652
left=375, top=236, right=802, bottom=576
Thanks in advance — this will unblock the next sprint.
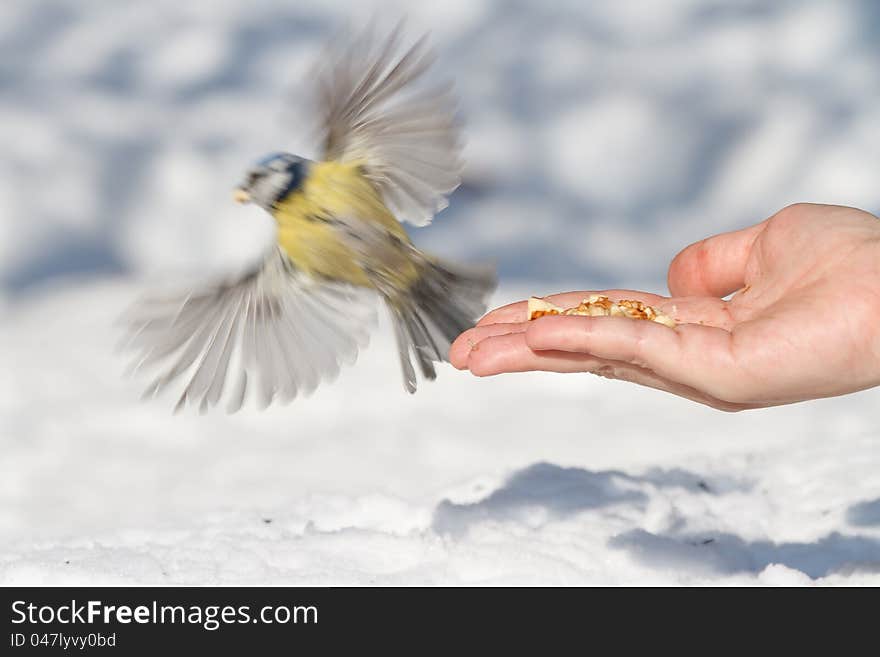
left=388, top=257, right=496, bottom=393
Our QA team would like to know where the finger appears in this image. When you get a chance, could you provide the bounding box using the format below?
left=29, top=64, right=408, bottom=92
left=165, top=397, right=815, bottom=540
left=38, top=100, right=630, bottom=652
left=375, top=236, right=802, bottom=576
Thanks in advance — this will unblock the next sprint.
left=667, top=221, right=767, bottom=298
left=466, top=332, right=603, bottom=375
left=476, top=289, right=669, bottom=326
left=474, top=299, right=527, bottom=326
left=588, top=360, right=759, bottom=412
left=449, top=322, right=527, bottom=369
left=464, top=331, right=757, bottom=411
left=524, top=315, right=742, bottom=401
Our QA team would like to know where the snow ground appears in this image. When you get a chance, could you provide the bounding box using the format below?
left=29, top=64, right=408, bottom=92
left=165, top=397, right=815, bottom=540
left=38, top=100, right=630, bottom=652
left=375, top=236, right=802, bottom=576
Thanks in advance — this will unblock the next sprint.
left=4, top=280, right=880, bottom=586
left=3, top=0, right=880, bottom=585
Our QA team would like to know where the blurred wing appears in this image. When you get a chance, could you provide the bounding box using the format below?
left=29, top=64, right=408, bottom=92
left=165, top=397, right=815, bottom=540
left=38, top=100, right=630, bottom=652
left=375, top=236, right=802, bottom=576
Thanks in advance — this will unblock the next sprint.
left=315, top=25, right=462, bottom=226
left=123, top=248, right=375, bottom=413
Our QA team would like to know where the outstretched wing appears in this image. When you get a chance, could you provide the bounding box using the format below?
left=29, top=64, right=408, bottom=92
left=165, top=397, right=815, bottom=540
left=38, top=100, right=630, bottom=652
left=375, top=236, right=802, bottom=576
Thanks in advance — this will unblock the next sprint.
left=123, top=248, right=376, bottom=413
left=315, top=24, right=462, bottom=227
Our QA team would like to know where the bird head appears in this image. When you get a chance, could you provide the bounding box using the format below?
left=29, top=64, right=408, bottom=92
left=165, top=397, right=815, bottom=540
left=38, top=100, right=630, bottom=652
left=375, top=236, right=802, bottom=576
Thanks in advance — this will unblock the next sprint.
left=234, top=152, right=308, bottom=210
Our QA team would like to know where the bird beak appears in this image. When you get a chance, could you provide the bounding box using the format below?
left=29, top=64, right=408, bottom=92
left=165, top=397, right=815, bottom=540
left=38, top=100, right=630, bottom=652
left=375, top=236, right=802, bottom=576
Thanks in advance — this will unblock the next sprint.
left=233, top=188, right=251, bottom=204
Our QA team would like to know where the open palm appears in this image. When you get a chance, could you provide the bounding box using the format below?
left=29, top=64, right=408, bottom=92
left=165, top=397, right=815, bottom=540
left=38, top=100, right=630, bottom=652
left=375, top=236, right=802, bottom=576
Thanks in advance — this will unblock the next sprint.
left=450, top=204, right=880, bottom=410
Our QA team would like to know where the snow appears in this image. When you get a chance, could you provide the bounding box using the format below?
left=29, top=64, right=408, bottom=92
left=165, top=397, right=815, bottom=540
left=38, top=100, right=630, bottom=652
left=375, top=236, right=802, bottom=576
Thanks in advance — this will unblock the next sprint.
left=3, top=0, right=880, bottom=585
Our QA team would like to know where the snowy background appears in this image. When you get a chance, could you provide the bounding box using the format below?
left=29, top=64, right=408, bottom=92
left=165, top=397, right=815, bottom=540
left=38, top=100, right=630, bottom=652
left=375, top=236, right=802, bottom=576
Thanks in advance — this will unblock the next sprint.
left=3, top=0, right=880, bottom=585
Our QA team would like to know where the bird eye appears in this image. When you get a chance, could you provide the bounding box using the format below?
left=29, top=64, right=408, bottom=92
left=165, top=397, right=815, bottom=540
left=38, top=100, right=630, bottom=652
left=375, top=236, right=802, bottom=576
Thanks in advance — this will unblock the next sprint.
left=247, top=172, right=260, bottom=185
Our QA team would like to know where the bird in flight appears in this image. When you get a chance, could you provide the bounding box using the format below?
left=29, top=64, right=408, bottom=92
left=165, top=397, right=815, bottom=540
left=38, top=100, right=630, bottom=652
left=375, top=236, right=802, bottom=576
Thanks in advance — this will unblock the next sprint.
left=123, top=25, right=497, bottom=412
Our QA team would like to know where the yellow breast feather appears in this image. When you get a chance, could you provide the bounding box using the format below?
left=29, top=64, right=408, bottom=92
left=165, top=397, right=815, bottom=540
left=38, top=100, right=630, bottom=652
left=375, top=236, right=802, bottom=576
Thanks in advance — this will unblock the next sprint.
left=271, top=160, right=414, bottom=287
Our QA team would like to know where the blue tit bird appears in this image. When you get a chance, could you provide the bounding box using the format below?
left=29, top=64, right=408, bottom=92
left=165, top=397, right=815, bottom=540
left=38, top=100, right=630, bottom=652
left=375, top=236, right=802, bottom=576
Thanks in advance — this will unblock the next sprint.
left=124, top=26, right=497, bottom=412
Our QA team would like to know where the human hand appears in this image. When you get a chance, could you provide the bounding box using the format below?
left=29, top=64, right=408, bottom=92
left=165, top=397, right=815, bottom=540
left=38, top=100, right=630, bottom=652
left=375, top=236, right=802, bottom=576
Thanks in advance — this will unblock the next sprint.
left=450, top=203, right=880, bottom=410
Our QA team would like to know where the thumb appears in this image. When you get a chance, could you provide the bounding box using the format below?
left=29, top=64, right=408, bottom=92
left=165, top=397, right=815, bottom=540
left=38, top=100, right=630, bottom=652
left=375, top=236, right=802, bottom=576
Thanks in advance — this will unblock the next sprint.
left=667, top=220, right=767, bottom=298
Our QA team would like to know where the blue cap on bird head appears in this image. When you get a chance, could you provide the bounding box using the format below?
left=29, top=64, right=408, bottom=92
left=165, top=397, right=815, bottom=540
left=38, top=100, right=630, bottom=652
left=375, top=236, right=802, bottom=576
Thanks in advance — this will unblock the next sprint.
left=256, top=152, right=295, bottom=168
left=236, top=152, right=309, bottom=210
